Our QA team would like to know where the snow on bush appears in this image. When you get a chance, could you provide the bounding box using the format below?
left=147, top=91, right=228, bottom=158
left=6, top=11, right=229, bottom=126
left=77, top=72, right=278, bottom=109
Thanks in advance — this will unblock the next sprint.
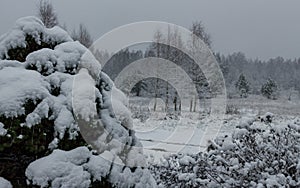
left=150, top=114, right=300, bottom=187
left=0, top=177, right=12, bottom=188
left=26, top=147, right=156, bottom=188
left=0, top=122, right=7, bottom=136
left=0, top=16, right=155, bottom=187
left=0, top=16, right=72, bottom=62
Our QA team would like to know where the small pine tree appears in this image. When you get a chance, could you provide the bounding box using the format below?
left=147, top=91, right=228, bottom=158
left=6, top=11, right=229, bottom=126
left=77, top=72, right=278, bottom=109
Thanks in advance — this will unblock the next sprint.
left=261, top=78, right=278, bottom=99
left=235, top=74, right=250, bottom=98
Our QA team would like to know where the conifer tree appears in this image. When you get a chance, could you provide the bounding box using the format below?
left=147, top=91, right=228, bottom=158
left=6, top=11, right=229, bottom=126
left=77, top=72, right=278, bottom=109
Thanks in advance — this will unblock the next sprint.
left=261, top=78, right=278, bottom=99
left=235, top=74, right=250, bottom=98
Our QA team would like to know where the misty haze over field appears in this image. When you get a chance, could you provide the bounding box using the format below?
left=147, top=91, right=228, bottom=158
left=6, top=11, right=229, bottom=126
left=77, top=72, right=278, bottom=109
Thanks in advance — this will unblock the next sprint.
left=1, top=0, right=300, bottom=60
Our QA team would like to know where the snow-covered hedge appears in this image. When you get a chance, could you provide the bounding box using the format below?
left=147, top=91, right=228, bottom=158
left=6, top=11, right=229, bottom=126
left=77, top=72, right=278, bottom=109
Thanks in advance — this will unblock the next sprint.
left=0, top=16, right=155, bottom=187
left=150, top=114, right=300, bottom=187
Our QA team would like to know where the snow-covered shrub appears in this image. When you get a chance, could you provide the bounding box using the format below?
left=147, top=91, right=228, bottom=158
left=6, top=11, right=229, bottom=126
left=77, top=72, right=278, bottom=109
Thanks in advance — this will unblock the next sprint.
left=150, top=115, right=300, bottom=187
left=226, top=104, right=239, bottom=114
left=258, top=112, right=274, bottom=123
left=131, top=106, right=150, bottom=122
left=0, top=17, right=155, bottom=187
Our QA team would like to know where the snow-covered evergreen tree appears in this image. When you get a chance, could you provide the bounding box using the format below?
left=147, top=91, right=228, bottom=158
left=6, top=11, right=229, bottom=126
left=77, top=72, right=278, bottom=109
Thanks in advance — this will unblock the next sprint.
left=235, top=73, right=250, bottom=98
left=0, top=16, right=155, bottom=187
left=261, top=78, right=278, bottom=99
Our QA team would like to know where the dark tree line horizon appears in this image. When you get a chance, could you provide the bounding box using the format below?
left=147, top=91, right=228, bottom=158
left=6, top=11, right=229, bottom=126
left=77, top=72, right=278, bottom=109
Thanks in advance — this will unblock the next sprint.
left=99, top=47, right=300, bottom=100
left=37, top=0, right=300, bottom=102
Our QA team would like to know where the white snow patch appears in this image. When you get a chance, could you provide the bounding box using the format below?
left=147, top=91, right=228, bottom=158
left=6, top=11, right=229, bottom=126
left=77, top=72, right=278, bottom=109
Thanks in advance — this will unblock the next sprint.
left=26, top=147, right=156, bottom=188
left=0, top=122, right=7, bottom=136
left=72, top=68, right=97, bottom=122
left=179, top=155, right=196, bottom=165
left=0, top=177, right=12, bottom=188
left=26, top=147, right=91, bottom=188
left=0, top=67, right=50, bottom=118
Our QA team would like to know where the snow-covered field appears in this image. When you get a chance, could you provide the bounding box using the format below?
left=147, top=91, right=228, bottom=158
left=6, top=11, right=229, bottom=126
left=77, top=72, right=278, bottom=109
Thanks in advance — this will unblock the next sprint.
left=134, top=116, right=230, bottom=162
left=130, top=96, right=300, bottom=162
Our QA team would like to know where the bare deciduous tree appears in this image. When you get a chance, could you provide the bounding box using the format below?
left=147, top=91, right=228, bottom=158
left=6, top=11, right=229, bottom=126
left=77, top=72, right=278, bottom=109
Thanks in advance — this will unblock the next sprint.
left=190, top=21, right=211, bottom=48
left=189, top=21, right=212, bottom=111
left=72, top=23, right=93, bottom=48
left=38, top=0, right=58, bottom=28
left=152, top=29, right=164, bottom=111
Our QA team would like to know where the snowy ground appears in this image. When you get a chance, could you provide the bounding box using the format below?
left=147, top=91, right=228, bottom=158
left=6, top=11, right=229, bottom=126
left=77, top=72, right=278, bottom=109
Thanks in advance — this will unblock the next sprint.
left=130, top=95, right=300, bottom=162
left=227, top=95, right=300, bottom=116
left=134, top=114, right=243, bottom=162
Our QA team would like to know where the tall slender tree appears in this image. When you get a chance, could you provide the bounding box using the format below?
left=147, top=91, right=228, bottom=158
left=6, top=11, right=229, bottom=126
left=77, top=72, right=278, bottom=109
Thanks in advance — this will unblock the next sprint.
left=37, top=0, right=58, bottom=28
left=189, top=21, right=212, bottom=110
left=152, top=30, right=164, bottom=111
left=190, top=21, right=212, bottom=48
left=72, top=23, right=93, bottom=48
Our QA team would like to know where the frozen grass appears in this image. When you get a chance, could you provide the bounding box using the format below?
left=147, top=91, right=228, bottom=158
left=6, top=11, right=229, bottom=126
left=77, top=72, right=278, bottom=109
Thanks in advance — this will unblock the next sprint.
left=130, top=95, right=300, bottom=162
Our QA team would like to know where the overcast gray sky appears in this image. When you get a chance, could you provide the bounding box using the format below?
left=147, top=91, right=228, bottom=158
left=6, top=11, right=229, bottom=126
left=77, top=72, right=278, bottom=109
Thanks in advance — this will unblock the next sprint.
left=1, top=0, right=299, bottom=60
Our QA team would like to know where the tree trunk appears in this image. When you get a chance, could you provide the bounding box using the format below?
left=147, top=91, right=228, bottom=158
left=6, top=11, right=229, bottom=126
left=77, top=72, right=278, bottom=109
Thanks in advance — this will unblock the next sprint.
left=193, top=95, right=197, bottom=112
left=154, top=97, right=157, bottom=111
